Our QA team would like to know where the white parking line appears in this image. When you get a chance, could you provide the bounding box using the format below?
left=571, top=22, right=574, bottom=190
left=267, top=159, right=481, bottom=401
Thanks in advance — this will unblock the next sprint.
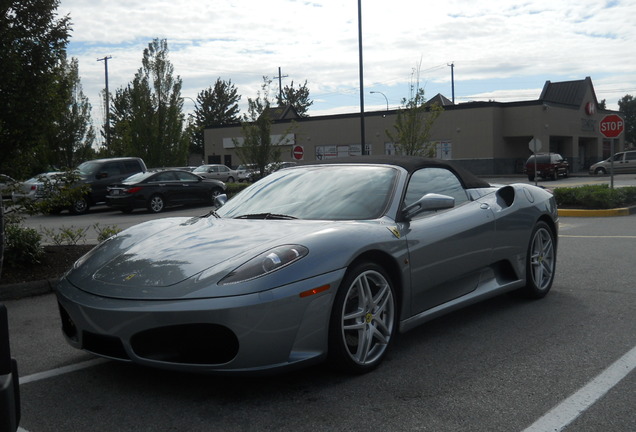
left=19, top=358, right=108, bottom=385
left=523, top=345, right=636, bottom=432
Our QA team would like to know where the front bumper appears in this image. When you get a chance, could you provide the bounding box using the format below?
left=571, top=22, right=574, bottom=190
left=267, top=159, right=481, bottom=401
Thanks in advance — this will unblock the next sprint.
left=55, top=268, right=345, bottom=373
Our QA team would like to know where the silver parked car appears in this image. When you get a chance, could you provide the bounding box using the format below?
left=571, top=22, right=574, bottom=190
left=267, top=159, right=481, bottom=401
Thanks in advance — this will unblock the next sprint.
left=192, top=164, right=237, bottom=182
left=56, top=157, right=558, bottom=374
left=589, top=150, right=636, bottom=175
left=11, top=172, right=66, bottom=202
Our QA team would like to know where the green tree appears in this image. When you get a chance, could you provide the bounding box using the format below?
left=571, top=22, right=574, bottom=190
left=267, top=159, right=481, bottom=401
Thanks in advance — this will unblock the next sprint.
left=234, top=77, right=293, bottom=177
left=189, top=78, right=241, bottom=156
left=0, top=0, right=72, bottom=177
left=47, top=56, right=96, bottom=168
left=108, top=38, right=188, bottom=167
left=276, top=80, right=313, bottom=117
left=618, top=95, right=635, bottom=147
left=386, top=62, right=443, bottom=157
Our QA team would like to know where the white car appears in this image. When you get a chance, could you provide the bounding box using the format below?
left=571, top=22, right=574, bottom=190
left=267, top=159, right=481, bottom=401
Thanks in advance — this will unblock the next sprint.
left=192, top=164, right=237, bottom=182
left=237, top=164, right=259, bottom=182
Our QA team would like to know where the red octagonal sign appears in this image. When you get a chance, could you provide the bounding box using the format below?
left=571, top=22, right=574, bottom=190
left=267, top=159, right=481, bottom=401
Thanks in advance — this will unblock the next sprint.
left=599, top=114, right=624, bottom=138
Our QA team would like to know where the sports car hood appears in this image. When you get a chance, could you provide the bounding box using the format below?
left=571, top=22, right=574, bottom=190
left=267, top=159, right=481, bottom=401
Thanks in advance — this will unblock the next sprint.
left=65, top=216, right=335, bottom=299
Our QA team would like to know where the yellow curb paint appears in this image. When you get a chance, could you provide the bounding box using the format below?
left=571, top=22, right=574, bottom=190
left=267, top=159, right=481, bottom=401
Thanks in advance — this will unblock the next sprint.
left=558, top=208, right=631, bottom=217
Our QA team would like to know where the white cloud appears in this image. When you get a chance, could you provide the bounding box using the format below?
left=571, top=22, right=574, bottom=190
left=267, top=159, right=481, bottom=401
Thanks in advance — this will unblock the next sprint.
left=59, top=0, right=636, bottom=136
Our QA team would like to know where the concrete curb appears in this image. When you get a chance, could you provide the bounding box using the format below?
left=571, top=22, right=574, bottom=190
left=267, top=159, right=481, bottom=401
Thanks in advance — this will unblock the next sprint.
left=0, top=278, right=58, bottom=301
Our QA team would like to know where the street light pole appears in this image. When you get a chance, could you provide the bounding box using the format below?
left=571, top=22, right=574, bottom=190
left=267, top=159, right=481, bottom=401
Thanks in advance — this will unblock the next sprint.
left=370, top=91, right=388, bottom=111
left=357, top=0, right=366, bottom=155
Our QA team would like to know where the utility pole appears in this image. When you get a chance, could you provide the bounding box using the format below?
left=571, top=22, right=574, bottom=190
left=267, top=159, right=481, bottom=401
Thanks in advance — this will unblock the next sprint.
left=97, top=56, right=112, bottom=148
left=275, top=67, right=288, bottom=102
left=448, top=62, right=455, bottom=104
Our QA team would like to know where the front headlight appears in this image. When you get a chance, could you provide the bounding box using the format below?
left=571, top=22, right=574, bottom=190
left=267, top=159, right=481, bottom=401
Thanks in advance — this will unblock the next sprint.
left=218, top=245, right=309, bottom=285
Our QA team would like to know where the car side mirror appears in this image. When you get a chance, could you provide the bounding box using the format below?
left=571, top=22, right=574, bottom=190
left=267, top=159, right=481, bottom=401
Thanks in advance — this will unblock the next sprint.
left=214, top=194, right=227, bottom=208
left=96, top=172, right=108, bottom=179
left=403, top=193, right=455, bottom=220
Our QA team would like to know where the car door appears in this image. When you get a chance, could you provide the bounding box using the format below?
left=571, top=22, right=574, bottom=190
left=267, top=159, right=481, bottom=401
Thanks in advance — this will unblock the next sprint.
left=149, top=171, right=182, bottom=204
left=403, top=167, right=496, bottom=314
left=174, top=171, right=204, bottom=204
left=617, top=151, right=636, bottom=173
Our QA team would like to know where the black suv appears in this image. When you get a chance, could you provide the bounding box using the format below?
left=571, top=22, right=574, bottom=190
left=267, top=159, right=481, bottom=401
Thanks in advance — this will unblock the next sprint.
left=525, top=153, right=568, bottom=181
left=72, top=157, right=147, bottom=214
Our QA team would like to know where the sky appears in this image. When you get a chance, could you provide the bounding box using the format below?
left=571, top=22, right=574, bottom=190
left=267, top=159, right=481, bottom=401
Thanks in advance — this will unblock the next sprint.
left=58, top=0, right=636, bottom=144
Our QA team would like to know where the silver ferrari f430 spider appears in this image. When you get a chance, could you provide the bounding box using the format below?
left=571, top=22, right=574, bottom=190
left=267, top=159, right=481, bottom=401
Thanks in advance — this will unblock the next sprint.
left=56, top=156, right=558, bottom=374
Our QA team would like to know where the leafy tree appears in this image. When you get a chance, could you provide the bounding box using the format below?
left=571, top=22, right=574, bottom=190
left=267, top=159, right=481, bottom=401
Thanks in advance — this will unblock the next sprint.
left=0, top=0, right=71, bottom=177
left=234, top=77, right=293, bottom=177
left=276, top=80, right=313, bottom=117
left=108, top=38, right=188, bottom=167
left=385, top=62, right=443, bottom=156
left=189, top=78, right=241, bottom=156
left=47, top=56, right=96, bottom=168
left=618, top=95, right=635, bottom=147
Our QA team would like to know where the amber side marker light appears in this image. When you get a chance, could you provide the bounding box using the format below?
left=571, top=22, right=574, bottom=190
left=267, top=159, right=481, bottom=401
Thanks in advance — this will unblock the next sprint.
left=299, top=284, right=330, bottom=298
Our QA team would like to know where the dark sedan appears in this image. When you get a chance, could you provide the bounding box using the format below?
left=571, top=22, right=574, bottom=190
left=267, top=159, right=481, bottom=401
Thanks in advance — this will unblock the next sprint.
left=106, top=170, right=225, bottom=213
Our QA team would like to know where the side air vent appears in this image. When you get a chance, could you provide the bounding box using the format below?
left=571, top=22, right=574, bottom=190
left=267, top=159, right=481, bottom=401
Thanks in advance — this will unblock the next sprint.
left=497, top=186, right=515, bottom=207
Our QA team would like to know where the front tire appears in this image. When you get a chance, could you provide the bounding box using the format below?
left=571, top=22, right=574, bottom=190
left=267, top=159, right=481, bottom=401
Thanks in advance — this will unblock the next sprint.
left=147, top=194, right=165, bottom=213
left=210, top=188, right=223, bottom=203
left=519, top=221, right=556, bottom=299
left=328, top=262, right=397, bottom=373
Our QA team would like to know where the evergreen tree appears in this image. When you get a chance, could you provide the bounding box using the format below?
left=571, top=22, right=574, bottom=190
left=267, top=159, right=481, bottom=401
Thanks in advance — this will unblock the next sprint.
left=617, top=95, right=635, bottom=147
left=48, top=56, right=96, bottom=168
left=0, top=0, right=71, bottom=177
left=276, top=80, right=313, bottom=117
left=189, top=78, right=241, bottom=156
left=108, top=38, right=187, bottom=167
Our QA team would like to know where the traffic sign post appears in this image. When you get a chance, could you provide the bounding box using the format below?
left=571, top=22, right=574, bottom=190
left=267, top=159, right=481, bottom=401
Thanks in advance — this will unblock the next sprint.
left=599, top=114, right=624, bottom=188
left=529, top=137, right=542, bottom=186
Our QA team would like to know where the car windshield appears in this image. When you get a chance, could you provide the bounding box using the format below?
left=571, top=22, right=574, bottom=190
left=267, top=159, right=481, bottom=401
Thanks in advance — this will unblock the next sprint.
left=76, top=161, right=101, bottom=175
left=216, top=165, right=398, bottom=220
left=192, top=166, right=208, bottom=173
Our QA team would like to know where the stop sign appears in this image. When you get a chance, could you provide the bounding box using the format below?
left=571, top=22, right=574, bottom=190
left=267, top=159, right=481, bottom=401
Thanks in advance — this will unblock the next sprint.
left=599, top=114, right=624, bottom=138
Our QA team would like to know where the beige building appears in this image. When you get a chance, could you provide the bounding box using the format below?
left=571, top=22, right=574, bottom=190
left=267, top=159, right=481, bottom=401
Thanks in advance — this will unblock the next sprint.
left=203, top=77, right=626, bottom=175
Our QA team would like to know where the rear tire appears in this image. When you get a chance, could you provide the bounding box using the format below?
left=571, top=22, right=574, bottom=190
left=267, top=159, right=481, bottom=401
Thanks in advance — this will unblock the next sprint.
left=70, top=197, right=89, bottom=215
left=147, top=194, right=165, bottom=213
left=519, top=221, right=556, bottom=299
left=328, top=262, right=397, bottom=373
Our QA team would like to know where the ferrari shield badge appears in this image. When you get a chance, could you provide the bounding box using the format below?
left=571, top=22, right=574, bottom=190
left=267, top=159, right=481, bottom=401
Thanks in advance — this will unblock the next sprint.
left=387, top=226, right=401, bottom=239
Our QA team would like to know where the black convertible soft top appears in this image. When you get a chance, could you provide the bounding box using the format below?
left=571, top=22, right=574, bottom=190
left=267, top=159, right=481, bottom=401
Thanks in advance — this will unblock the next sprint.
left=310, top=155, right=491, bottom=189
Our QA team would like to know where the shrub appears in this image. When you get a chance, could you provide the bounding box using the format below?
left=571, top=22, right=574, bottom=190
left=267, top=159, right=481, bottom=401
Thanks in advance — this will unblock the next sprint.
left=40, top=225, right=88, bottom=246
left=554, top=185, right=636, bottom=209
left=226, top=182, right=250, bottom=198
left=94, top=223, right=122, bottom=242
left=4, top=224, right=44, bottom=267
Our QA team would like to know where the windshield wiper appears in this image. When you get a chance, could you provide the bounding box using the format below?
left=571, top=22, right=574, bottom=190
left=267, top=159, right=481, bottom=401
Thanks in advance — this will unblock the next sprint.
left=201, top=209, right=221, bottom=219
left=234, top=213, right=297, bottom=220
